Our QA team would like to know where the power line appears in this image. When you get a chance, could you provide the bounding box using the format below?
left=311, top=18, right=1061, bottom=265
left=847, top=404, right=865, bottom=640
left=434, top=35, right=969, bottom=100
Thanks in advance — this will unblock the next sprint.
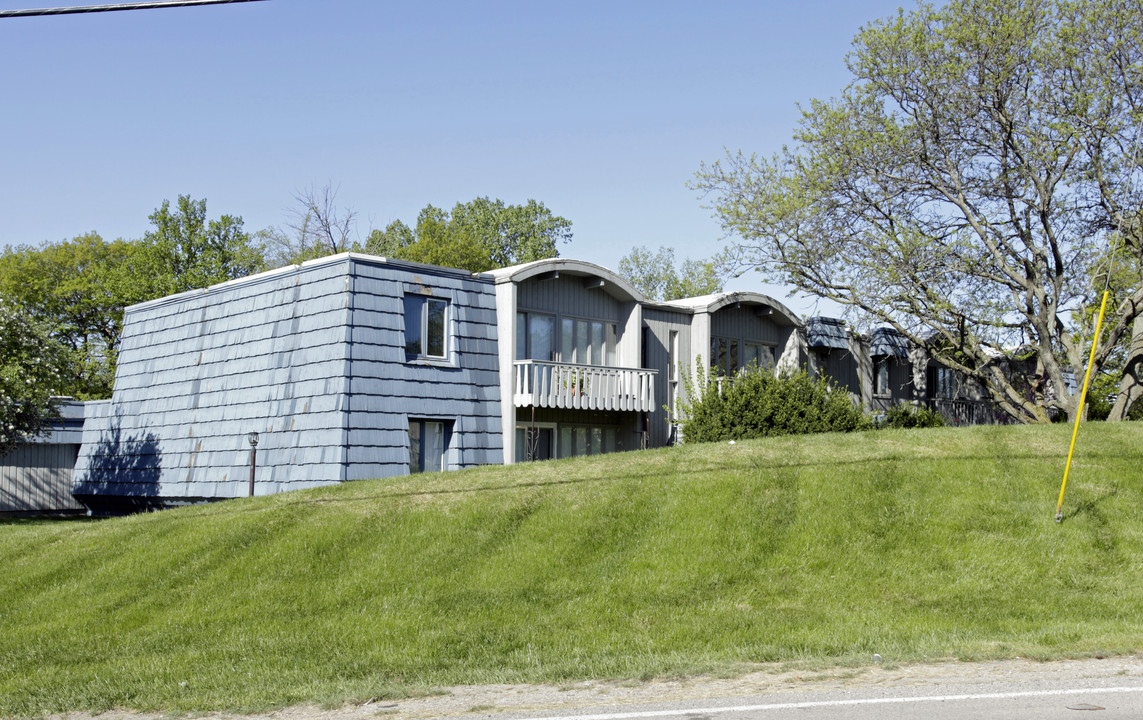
left=0, top=0, right=266, bottom=18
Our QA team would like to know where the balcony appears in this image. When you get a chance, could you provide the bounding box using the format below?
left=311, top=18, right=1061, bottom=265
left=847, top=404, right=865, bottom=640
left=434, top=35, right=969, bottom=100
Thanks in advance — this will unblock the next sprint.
left=513, top=360, right=657, bottom=412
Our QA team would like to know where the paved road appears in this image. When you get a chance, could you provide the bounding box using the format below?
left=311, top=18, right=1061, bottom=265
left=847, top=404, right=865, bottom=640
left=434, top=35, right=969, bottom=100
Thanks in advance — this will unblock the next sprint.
left=188, top=657, right=1143, bottom=720
left=493, top=680, right=1143, bottom=720
left=398, top=657, right=1143, bottom=720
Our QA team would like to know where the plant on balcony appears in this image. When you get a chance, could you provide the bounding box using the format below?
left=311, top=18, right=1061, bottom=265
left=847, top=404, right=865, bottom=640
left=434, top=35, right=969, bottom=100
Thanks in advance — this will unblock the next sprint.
left=562, top=369, right=588, bottom=395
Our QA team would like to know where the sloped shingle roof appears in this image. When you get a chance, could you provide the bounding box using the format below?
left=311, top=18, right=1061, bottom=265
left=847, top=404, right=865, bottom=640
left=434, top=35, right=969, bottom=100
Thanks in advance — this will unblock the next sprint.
left=805, top=316, right=850, bottom=349
left=870, top=327, right=910, bottom=358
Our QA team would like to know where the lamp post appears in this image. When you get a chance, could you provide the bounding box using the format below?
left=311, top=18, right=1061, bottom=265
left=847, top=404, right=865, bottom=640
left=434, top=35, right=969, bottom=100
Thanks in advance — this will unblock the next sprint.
left=247, top=430, right=259, bottom=497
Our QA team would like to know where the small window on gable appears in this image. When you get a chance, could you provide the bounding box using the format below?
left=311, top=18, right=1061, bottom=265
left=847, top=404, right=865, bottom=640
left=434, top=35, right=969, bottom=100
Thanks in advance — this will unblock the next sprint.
left=405, top=295, right=448, bottom=360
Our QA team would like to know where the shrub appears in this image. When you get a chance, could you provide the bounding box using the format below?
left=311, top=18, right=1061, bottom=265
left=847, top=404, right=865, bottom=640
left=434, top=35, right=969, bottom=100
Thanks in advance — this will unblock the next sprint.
left=883, top=403, right=946, bottom=428
left=676, top=361, right=871, bottom=443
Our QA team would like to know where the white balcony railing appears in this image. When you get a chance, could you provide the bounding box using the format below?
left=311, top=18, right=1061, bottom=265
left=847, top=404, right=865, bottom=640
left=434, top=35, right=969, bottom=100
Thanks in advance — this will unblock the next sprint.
left=514, top=360, right=657, bottom=412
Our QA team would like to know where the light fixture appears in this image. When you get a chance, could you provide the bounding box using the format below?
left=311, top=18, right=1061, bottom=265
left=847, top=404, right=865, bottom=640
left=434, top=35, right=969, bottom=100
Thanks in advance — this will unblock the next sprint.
left=247, top=431, right=260, bottom=497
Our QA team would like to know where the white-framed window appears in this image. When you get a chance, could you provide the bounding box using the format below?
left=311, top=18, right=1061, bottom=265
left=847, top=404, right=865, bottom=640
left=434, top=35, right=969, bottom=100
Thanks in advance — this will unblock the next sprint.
left=515, top=423, right=619, bottom=462
left=517, top=311, right=618, bottom=365
left=409, top=419, right=448, bottom=473
left=404, top=295, right=448, bottom=359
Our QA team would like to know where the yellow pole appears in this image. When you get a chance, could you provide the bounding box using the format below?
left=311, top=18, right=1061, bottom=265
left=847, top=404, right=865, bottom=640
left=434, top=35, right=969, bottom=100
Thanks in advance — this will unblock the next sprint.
left=1056, top=289, right=1111, bottom=523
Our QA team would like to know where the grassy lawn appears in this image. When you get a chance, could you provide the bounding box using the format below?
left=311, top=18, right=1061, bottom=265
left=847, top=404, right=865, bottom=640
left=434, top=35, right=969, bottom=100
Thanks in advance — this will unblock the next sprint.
left=1, top=423, right=1141, bottom=715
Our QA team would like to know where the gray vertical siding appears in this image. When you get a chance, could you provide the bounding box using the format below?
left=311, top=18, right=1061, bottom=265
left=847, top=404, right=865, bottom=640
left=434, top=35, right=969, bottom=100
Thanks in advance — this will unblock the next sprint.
left=710, top=306, right=792, bottom=347
left=813, top=348, right=862, bottom=395
left=642, top=308, right=692, bottom=448
left=344, top=259, right=502, bottom=480
left=0, top=444, right=84, bottom=513
left=516, top=275, right=626, bottom=321
left=1, top=401, right=87, bottom=513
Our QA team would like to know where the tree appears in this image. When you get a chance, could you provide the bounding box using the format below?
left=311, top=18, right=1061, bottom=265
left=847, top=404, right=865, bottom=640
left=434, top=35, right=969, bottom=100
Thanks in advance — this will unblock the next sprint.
left=0, top=233, right=140, bottom=399
left=617, top=245, right=724, bottom=301
left=1079, top=236, right=1143, bottom=419
left=0, top=199, right=262, bottom=400
left=135, top=195, right=264, bottom=298
left=0, top=298, right=66, bottom=456
left=694, top=0, right=1142, bottom=423
left=365, top=206, right=497, bottom=271
left=278, top=183, right=358, bottom=262
left=364, top=197, right=572, bottom=272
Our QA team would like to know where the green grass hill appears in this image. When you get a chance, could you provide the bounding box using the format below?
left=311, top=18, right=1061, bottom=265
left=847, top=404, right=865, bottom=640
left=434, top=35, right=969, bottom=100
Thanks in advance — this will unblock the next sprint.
left=2, top=423, right=1142, bottom=715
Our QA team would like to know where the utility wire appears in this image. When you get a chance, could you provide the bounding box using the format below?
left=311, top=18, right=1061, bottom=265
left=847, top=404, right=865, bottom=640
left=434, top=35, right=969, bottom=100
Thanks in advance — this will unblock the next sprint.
left=0, top=0, right=266, bottom=18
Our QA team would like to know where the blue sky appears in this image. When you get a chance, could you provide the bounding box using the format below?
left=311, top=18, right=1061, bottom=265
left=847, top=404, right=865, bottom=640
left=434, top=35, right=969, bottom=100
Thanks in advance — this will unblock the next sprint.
left=0, top=0, right=908, bottom=314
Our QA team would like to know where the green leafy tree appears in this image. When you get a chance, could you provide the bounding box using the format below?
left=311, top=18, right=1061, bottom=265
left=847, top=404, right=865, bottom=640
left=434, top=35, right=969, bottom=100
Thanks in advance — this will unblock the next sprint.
left=0, top=298, right=66, bottom=455
left=0, top=233, right=139, bottom=399
left=136, top=195, right=264, bottom=297
left=364, top=197, right=572, bottom=272
left=0, top=198, right=262, bottom=400
left=366, top=219, right=416, bottom=258
left=618, top=245, right=724, bottom=300
left=694, top=0, right=1142, bottom=423
left=367, top=206, right=496, bottom=271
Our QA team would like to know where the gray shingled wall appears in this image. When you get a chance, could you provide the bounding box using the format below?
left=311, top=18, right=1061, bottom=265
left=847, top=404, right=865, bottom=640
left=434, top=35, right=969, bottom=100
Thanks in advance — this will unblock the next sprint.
left=73, top=258, right=355, bottom=503
left=71, top=255, right=504, bottom=508
left=344, top=258, right=502, bottom=480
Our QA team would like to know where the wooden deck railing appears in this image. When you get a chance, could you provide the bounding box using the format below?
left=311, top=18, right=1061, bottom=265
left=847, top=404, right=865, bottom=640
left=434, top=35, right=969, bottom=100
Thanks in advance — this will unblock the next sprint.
left=513, top=360, right=657, bottom=412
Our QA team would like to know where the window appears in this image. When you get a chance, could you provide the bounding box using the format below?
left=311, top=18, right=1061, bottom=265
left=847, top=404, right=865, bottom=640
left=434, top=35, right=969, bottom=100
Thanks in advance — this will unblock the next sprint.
left=516, top=423, right=618, bottom=461
left=875, top=358, right=890, bottom=396
left=518, top=311, right=616, bottom=365
left=517, top=312, right=555, bottom=361
left=711, top=336, right=739, bottom=376
left=558, top=425, right=616, bottom=458
left=743, top=342, right=774, bottom=371
left=409, top=419, right=448, bottom=473
left=927, top=366, right=955, bottom=399
left=405, top=295, right=448, bottom=359
left=515, top=425, right=554, bottom=462
left=561, top=317, right=617, bottom=365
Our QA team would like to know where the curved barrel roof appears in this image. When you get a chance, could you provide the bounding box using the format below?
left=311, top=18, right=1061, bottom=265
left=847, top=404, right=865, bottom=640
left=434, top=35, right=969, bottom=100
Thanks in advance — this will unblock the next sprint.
left=486, top=258, right=644, bottom=302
